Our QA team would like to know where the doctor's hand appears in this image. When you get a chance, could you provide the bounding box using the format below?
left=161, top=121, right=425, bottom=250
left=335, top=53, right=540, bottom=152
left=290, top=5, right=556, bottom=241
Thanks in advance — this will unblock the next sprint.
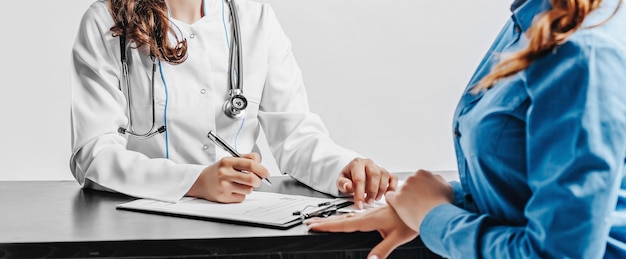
left=386, top=169, right=454, bottom=231
left=337, top=158, right=398, bottom=209
left=306, top=206, right=417, bottom=259
left=186, top=153, right=269, bottom=203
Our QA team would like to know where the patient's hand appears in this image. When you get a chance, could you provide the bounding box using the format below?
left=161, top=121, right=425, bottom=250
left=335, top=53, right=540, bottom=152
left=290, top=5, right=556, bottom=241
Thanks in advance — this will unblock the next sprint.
left=386, top=169, right=453, bottom=231
left=306, top=206, right=417, bottom=259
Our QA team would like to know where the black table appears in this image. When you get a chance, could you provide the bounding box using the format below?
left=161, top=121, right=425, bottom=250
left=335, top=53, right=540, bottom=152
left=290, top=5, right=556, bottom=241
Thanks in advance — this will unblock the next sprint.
left=0, top=175, right=442, bottom=258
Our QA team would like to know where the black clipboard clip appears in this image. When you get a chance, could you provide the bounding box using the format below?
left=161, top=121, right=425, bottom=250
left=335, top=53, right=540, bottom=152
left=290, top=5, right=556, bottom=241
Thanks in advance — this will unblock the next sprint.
left=292, top=200, right=353, bottom=220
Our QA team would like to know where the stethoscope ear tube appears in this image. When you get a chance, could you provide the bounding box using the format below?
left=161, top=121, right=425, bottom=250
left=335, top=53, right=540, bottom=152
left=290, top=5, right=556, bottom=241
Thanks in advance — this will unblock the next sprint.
left=118, top=125, right=166, bottom=138
left=118, top=33, right=167, bottom=138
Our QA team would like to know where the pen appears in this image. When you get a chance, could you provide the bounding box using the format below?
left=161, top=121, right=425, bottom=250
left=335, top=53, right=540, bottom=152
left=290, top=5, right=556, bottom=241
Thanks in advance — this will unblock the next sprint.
left=207, top=130, right=273, bottom=186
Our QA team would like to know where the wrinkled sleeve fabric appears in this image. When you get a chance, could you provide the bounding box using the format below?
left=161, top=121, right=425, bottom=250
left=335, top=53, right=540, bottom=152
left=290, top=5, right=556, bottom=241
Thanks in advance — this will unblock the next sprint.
left=257, top=5, right=360, bottom=197
left=70, top=2, right=203, bottom=202
left=449, top=181, right=465, bottom=208
left=420, top=41, right=626, bottom=257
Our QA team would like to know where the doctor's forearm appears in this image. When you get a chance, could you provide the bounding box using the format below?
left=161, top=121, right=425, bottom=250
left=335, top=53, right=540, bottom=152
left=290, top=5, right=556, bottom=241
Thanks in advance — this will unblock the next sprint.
left=72, top=136, right=204, bottom=202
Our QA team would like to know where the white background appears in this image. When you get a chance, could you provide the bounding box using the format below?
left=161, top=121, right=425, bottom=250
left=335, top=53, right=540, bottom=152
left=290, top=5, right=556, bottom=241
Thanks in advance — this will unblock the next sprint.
left=0, top=0, right=510, bottom=180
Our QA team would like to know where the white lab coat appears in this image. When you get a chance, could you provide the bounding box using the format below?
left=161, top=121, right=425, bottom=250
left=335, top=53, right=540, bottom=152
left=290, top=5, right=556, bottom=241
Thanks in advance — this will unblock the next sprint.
left=70, top=0, right=360, bottom=202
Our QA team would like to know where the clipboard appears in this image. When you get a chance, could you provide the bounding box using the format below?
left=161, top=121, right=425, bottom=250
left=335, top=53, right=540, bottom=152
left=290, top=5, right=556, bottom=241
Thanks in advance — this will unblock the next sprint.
left=116, top=191, right=352, bottom=229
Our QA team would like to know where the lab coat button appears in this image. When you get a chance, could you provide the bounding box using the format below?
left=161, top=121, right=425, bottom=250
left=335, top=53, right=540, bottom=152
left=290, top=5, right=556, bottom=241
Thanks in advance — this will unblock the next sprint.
left=190, top=33, right=195, bottom=39
left=203, top=145, right=209, bottom=150
left=200, top=89, right=206, bottom=94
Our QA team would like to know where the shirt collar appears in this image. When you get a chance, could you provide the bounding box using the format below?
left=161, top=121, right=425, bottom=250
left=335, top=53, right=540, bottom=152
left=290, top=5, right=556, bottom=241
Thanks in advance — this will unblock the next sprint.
left=511, top=0, right=552, bottom=32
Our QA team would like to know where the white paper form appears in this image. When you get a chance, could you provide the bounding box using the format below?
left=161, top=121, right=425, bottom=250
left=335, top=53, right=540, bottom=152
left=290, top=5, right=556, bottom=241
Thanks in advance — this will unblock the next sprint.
left=117, top=191, right=349, bottom=229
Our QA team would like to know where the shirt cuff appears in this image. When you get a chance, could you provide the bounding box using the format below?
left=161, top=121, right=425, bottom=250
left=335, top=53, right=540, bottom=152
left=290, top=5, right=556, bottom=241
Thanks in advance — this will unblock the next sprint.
left=420, top=203, right=466, bottom=257
left=168, top=164, right=206, bottom=202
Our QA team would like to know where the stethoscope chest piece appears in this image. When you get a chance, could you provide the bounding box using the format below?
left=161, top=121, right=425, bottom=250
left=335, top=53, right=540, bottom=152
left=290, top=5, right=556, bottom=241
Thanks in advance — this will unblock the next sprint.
left=223, top=90, right=248, bottom=119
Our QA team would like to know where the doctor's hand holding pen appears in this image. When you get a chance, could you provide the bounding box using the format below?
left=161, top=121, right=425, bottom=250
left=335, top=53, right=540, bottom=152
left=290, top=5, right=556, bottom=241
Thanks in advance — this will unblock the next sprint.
left=186, top=152, right=269, bottom=203
left=337, top=158, right=399, bottom=209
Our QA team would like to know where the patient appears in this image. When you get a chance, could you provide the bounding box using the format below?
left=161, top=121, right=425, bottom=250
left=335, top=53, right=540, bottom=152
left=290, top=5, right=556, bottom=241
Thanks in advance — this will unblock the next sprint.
left=306, top=0, right=626, bottom=258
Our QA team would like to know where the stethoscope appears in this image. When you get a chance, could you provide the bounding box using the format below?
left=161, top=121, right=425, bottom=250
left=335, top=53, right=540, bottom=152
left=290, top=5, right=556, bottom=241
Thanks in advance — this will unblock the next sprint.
left=118, top=0, right=247, bottom=138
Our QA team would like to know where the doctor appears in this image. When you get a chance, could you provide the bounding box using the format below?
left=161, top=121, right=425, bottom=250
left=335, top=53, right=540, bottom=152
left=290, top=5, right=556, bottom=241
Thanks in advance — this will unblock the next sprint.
left=70, top=0, right=397, bottom=206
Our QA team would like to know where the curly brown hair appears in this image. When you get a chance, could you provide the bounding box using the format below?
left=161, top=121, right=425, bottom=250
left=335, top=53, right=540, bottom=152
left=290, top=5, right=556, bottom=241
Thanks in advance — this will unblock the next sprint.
left=108, top=0, right=188, bottom=64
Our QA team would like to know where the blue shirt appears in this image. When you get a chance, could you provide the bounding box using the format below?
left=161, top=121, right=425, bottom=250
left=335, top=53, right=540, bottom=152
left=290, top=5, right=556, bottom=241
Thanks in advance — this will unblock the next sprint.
left=419, top=0, right=626, bottom=258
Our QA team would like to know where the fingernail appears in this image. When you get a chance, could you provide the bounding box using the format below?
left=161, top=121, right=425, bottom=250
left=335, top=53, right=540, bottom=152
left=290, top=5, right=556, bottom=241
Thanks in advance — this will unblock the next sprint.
left=342, top=182, right=349, bottom=191
left=369, top=256, right=379, bottom=259
left=357, top=201, right=364, bottom=209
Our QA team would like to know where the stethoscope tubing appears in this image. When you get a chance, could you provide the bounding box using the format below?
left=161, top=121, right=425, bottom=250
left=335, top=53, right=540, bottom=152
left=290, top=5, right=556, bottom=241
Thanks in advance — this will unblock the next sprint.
left=228, top=0, right=243, bottom=94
